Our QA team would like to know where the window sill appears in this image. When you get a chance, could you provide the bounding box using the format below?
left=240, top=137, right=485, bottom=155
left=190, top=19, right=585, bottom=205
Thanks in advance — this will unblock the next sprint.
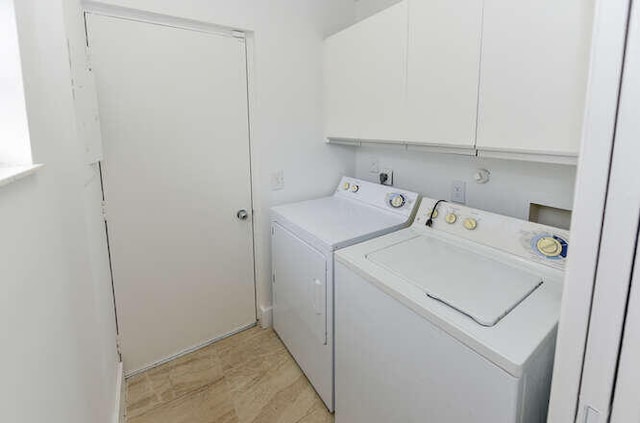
left=0, top=164, right=43, bottom=188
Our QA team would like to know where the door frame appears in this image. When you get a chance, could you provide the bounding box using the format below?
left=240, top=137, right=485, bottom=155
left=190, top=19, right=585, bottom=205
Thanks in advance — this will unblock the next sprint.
left=578, top=0, right=640, bottom=420
left=547, top=0, right=634, bottom=421
left=82, top=1, right=262, bottom=351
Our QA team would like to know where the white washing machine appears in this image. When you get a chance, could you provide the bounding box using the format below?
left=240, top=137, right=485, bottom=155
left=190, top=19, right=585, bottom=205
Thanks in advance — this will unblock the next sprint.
left=271, top=177, right=419, bottom=411
left=334, top=197, right=569, bottom=423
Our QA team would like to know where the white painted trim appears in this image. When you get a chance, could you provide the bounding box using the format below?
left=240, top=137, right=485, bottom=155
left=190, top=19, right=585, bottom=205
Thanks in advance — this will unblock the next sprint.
left=476, top=146, right=578, bottom=158
left=325, top=138, right=362, bottom=146
left=82, top=1, right=247, bottom=38
left=359, top=140, right=407, bottom=151
left=327, top=137, right=407, bottom=147
left=609, top=10, right=640, bottom=421
left=574, top=0, right=640, bottom=419
left=407, top=143, right=476, bottom=157
left=259, top=305, right=273, bottom=328
left=124, top=322, right=256, bottom=378
left=112, top=362, right=125, bottom=423
left=0, top=164, right=43, bottom=188
left=326, top=138, right=578, bottom=163
left=611, top=232, right=640, bottom=423
left=244, top=33, right=262, bottom=322
left=476, top=150, right=577, bottom=165
left=547, top=0, right=632, bottom=420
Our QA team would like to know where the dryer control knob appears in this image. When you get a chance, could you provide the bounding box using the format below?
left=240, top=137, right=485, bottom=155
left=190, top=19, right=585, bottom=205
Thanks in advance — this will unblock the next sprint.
left=428, top=209, right=439, bottom=219
left=342, top=182, right=350, bottom=190
left=463, top=218, right=477, bottom=230
left=536, top=237, right=563, bottom=257
left=445, top=213, right=457, bottom=224
left=389, top=194, right=406, bottom=208
left=350, top=184, right=360, bottom=193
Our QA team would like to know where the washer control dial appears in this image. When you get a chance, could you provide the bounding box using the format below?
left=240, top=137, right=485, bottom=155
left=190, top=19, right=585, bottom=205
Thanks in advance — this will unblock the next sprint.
left=463, top=218, right=478, bottom=230
left=429, top=209, right=439, bottom=219
left=445, top=213, right=457, bottom=224
left=531, top=234, right=568, bottom=259
left=389, top=193, right=406, bottom=209
left=350, top=184, right=360, bottom=193
left=342, top=182, right=350, bottom=190
left=536, top=237, right=563, bottom=257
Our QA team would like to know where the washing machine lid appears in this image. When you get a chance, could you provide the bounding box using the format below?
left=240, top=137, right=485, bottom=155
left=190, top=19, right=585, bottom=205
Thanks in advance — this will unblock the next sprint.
left=272, top=196, right=409, bottom=250
left=366, top=235, right=544, bottom=327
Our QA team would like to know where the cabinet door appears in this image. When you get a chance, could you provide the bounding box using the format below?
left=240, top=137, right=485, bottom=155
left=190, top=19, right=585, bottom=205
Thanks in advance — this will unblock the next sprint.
left=324, top=1, right=407, bottom=141
left=476, top=0, right=594, bottom=156
left=405, top=0, right=482, bottom=148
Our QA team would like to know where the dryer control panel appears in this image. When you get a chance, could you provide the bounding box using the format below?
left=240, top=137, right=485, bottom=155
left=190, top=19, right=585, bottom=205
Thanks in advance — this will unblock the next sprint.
left=335, top=177, right=419, bottom=218
left=414, top=198, right=570, bottom=271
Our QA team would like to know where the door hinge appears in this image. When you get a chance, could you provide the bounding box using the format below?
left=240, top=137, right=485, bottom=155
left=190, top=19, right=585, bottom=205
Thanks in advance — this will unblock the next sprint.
left=115, top=333, right=123, bottom=360
left=272, top=273, right=276, bottom=284
left=85, top=47, right=93, bottom=72
left=271, top=226, right=275, bottom=236
left=101, top=200, right=108, bottom=221
left=584, top=406, right=601, bottom=423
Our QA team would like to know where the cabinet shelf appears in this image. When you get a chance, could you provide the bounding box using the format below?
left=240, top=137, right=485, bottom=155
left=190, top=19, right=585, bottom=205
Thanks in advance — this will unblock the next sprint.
left=326, top=138, right=578, bottom=165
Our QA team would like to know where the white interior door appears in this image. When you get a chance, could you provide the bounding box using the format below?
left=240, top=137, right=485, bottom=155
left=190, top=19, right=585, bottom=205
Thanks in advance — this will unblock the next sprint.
left=86, top=12, right=256, bottom=373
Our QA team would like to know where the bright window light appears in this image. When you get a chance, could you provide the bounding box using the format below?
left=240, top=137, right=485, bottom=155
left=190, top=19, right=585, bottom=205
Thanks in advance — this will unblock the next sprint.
left=1, top=0, right=32, bottom=166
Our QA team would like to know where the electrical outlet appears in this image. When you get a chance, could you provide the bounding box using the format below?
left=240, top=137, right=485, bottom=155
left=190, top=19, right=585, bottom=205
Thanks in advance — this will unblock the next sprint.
left=379, top=169, right=394, bottom=186
left=369, top=159, right=380, bottom=174
left=451, top=180, right=466, bottom=204
left=271, top=170, right=284, bottom=191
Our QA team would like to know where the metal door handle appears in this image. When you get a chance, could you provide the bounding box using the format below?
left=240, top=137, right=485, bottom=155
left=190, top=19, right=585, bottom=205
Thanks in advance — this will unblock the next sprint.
left=236, top=209, right=249, bottom=220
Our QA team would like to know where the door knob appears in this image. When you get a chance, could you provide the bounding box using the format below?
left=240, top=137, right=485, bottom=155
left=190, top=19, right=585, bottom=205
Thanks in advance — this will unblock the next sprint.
left=236, top=209, right=249, bottom=220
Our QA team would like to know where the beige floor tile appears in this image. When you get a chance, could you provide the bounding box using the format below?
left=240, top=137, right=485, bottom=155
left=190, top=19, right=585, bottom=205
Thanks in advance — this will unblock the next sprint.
left=298, top=402, right=335, bottom=423
left=128, top=378, right=237, bottom=423
left=125, top=327, right=334, bottom=423
left=228, top=356, right=304, bottom=422
left=169, top=344, right=224, bottom=399
left=126, top=361, right=174, bottom=418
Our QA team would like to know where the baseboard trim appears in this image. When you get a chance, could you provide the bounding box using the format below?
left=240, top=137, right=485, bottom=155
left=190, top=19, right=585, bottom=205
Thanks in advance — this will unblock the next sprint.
left=124, top=322, right=257, bottom=378
left=259, top=305, right=273, bottom=328
left=113, top=361, right=125, bottom=423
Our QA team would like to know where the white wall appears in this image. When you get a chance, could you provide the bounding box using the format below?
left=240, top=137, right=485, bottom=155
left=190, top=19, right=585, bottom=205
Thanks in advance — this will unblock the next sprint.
left=355, top=146, right=576, bottom=221
left=0, top=0, right=120, bottom=422
left=82, top=0, right=357, bottom=318
left=355, top=0, right=402, bottom=21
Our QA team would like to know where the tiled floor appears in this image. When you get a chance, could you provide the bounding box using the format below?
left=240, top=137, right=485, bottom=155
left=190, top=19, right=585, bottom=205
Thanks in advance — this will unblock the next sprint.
left=125, top=326, right=334, bottom=423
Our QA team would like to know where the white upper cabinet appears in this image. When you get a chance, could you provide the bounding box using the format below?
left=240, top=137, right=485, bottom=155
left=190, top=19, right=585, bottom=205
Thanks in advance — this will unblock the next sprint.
left=324, top=1, right=407, bottom=142
left=476, top=0, right=594, bottom=159
left=405, top=0, right=482, bottom=149
left=324, top=0, right=593, bottom=162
